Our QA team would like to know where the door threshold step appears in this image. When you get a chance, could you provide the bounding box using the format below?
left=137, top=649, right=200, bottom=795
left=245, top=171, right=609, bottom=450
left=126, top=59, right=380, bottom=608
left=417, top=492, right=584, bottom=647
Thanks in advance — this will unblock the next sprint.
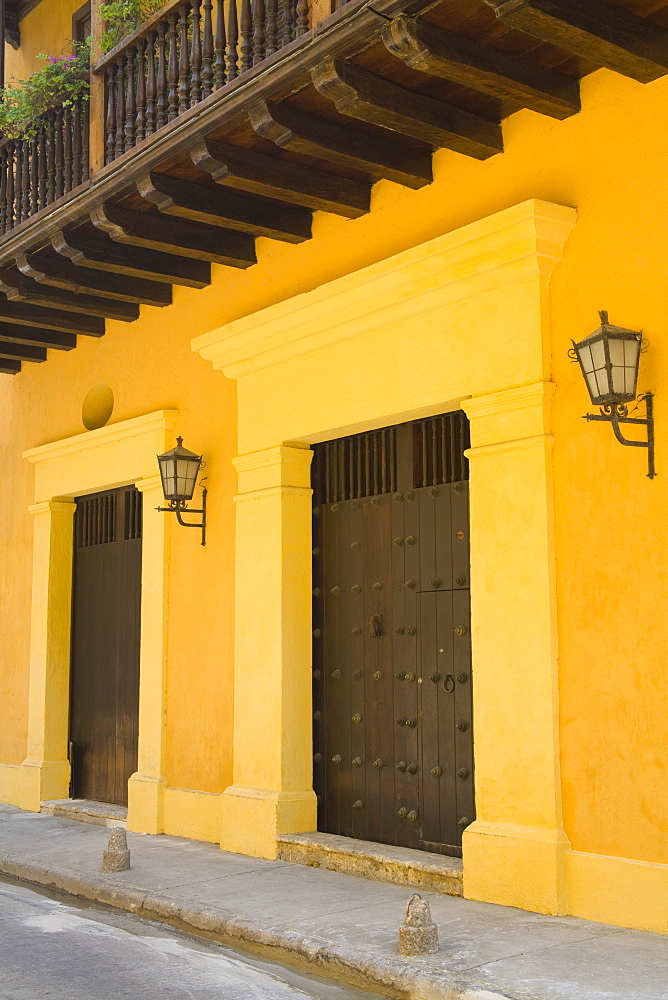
left=41, top=799, right=127, bottom=829
left=277, top=831, right=463, bottom=896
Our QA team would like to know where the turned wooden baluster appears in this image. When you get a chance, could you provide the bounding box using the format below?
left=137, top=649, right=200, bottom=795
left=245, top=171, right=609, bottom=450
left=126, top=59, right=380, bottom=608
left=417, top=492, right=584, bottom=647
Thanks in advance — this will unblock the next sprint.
left=106, top=64, right=116, bottom=164
left=72, top=100, right=82, bottom=186
left=18, top=139, right=28, bottom=220
left=5, top=142, right=14, bottom=230
left=82, top=100, right=90, bottom=180
left=30, top=137, right=38, bottom=213
left=63, top=107, right=73, bottom=192
left=280, top=0, right=292, bottom=47
left=146, top=31, right=158, bottom=135
left=201, top=0, right=213, bottom=98
left=54, top=108, right=64, bottom=199
left=28, top=138, right=36, bottom=215
left=227, top=0, right=239, bottom=81
left=0, top=150, right=7, bottom=234
left=37, top=125, right=47, bottom=208
left=136, top=38, right=147, bottom=142
left=190, top=0, right=203, bottom=105
left=240, top=0, right=252, bottom=72
left=295, top=0, right=309, bottom=36
left=13, top=139, right=22, bottom=222
left=156, top=22, right=168, bottom=127
left=23, top=139, right=31, bottom=218
left=46, top=114, right=56, bottom=202
left=252, top=0, right=264, bottom=64
left=264, top=0, right=277, bottom=56
left=214, top=0, right=226, bottom=89
left=178, top=3, right=191, bottom=115
left=125, top=46, right=137, bottom=150
left=167, top=10, right=179, bottom=121
left=115, top=55, right=126, bottom=158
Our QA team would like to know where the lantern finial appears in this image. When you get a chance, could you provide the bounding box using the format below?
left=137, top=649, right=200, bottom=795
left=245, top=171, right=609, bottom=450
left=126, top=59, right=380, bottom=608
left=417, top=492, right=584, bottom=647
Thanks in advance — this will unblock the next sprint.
left=598, top=309, right=608, bottom=325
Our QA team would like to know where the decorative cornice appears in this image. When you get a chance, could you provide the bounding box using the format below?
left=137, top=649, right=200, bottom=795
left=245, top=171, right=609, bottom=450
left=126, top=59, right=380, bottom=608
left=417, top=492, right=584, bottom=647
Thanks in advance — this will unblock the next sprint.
left=28, top=499, right=76, bottom=515
left=193, top=200, right=576, bottom=379
left=462, top=381, right=556, bottom=420
left=23, top=410, right=179, bottom=465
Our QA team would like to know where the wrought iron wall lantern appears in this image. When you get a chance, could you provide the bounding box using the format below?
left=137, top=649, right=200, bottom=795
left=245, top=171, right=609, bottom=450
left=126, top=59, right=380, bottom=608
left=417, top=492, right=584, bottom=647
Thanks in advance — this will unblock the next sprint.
left=570, top=311, right=656, bottom=479
left=156, top=437, right=207, bottom=545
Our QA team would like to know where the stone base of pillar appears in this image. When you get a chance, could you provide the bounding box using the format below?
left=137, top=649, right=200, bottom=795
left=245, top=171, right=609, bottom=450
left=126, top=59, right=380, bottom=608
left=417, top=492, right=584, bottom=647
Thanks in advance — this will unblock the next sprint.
left=463, top=820, right=571, bottom=915
left=220, top=785, right=317, bottom=859
left=127, top=772, right=167, bottom=834
left=19, top=758, right=70, bottom=811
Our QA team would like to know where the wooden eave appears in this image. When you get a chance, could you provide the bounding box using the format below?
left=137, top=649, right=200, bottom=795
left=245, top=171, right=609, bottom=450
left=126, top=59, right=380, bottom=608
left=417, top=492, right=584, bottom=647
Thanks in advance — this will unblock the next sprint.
left=3, top=0, right=668, bottom=373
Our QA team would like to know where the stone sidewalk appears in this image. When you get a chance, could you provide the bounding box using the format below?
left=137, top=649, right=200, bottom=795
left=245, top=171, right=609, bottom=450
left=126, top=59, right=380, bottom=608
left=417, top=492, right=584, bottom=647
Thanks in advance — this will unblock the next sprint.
left=0, top=803, right=665, bottom=1000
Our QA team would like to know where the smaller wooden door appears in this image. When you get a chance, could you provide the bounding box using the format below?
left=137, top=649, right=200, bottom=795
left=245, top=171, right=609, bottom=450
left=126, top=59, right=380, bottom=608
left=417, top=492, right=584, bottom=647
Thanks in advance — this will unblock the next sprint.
left=69, top=486, right=142, bottom=806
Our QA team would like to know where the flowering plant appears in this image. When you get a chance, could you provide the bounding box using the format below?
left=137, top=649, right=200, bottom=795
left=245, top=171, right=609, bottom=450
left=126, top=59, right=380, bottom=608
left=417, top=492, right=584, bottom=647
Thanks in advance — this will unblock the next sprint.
left=0, top=42, right=90, bottom=140
left=100, top=0, right=165, bottom=52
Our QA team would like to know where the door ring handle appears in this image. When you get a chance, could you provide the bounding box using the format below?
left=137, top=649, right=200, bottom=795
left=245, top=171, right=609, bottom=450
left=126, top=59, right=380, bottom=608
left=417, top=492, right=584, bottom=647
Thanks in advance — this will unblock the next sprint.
left=443, top=674, right=455, bottom=694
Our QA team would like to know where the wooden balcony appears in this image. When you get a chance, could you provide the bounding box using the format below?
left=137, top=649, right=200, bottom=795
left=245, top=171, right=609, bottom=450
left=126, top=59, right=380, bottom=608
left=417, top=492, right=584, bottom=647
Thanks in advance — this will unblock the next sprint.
left=1, top=0, right=668, bottom=373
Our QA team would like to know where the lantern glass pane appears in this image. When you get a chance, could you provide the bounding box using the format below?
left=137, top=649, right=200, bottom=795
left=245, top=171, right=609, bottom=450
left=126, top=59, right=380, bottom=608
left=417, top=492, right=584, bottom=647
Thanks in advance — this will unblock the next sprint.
left=175, top=457, right=199, bottom=499
left=608, top=336, right=640, bottom=399
left=625, top=338, right=641, bottom=395
left=585, top=371, right=599, bottom=400
left=579, top=344, right=594, bottom=375
left=158, top=455, right=175, bottom=498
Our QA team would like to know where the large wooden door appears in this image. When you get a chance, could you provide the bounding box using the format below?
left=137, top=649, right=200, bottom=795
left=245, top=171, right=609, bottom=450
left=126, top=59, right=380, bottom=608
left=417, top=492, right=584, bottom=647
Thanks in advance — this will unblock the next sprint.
left=69, top=486, right=142, bottom=806
left=312, top=413, right=473, bottom=856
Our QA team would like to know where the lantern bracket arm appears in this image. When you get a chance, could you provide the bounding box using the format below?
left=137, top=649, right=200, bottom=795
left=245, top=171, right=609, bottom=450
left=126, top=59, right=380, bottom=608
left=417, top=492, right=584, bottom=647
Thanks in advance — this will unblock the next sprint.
left=156, top=487, right=207, bottom=545
left=583, top=393, right=655, bottom=478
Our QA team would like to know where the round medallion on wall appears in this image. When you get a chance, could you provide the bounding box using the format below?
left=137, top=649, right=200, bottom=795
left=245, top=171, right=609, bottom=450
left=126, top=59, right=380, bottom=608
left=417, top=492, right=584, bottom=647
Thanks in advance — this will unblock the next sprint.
left=82, top=385, right=114, bottom=431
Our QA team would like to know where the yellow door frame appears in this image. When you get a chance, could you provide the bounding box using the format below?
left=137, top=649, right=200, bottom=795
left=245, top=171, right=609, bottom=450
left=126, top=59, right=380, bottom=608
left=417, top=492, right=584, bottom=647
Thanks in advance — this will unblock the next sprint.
left=14, top=409, right=177, bottom=833
left=194, top=199, right=577, bottom=915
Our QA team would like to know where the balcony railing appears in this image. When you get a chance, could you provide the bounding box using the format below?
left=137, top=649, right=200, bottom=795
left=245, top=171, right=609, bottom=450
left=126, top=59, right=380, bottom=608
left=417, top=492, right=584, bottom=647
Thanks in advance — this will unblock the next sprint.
left=94, top=0, right=310, bottom=165
left=0, top=98, right=89, bottom=234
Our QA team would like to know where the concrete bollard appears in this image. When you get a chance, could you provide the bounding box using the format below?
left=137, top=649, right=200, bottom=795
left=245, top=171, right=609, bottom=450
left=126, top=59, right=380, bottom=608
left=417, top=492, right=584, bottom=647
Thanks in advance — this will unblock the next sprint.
left=102, top=827, right=131, bottom=873
left=398, top=893, right=439, bottom=956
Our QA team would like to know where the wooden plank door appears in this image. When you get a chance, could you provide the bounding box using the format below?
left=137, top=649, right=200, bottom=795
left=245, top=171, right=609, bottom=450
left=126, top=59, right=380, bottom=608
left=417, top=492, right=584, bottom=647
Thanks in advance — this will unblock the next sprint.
left=312, top=413, right=473, bottom=856
left=69, top=486, right=142, bottom=806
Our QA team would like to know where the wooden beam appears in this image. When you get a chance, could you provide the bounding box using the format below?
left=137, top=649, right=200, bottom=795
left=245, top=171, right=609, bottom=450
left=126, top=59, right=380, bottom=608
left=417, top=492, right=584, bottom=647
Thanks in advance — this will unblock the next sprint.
left=0, top=299, right=104, bottom=335
left=248, top=100, right=433, bottom=189
left=483, top=0, right=668, bottom=84
left=312, top=57, right=503, bottom=159
left=383, top=15, right=580, bottom=120
left=90, top=203, right=257, bottom=268
left=0, top=269, right=140, bottom=323
left=0, top=359, right=20, bottom=374
left=137, top=173, right=313, bottom=244
left=191, top=138, right=371, bottom=219
left=16, top=254, right=172, bottom=307
left=0, top=339, right=46, bottom=362
left=52, top=230, right=211, bottom=288
left=0, top=322, right=76, bottom=349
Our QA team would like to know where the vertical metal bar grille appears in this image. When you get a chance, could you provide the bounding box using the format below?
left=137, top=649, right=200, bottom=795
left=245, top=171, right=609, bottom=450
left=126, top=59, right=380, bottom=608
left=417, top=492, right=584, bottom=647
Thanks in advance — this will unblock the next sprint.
left=313, top=428, right=398, bottom=503
left=124, top=487, right=143, bottom=540
left=412, top=411, right=470, bottom=488
left=76, top=494, right=117, bottom=547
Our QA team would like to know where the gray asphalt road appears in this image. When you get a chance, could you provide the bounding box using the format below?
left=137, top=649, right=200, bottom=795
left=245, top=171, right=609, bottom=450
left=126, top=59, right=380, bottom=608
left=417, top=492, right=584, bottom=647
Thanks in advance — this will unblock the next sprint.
left=0, top=877, right=382, bottom=1000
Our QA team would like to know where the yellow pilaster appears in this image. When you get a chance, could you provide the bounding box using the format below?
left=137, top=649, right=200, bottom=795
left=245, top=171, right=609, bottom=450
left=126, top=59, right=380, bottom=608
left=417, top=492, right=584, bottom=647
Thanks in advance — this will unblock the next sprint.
left=220, top=445, right=317, bottom=859
left=461, top=382, right=570, bottom=914
left=127, top=475, right=170, bottom=834
left=21, top=498, right=76, bottom=809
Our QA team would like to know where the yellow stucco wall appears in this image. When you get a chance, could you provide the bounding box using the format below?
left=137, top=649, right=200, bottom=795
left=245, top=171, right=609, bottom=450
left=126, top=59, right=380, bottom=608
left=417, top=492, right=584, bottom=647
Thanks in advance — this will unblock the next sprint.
left=5, top=0, right=82, bottom=82
left=0, top=279, right=237, bottom=798
left=0, top=0, right=667, bottom=930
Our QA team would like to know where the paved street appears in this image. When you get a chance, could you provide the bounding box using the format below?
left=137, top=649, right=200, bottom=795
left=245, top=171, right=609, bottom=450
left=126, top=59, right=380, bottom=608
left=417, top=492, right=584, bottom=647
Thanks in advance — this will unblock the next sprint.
left=0, top=877, right=382, bottom=1000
